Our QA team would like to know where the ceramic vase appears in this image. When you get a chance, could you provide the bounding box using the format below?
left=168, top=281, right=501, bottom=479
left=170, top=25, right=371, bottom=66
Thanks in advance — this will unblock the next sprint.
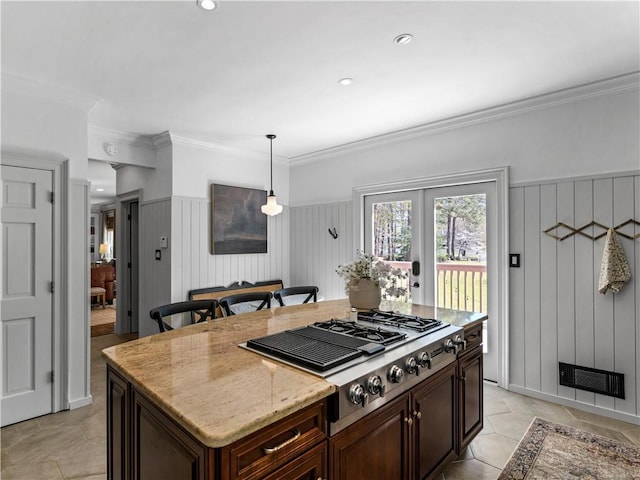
left=348, top=278, right=381, bottom=310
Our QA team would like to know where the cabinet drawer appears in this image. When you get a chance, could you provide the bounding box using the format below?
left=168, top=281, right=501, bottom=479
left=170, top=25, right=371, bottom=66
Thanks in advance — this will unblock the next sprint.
left=462, top=322, right=483, bottom=353
left=222, top=400, right=326, bottom=480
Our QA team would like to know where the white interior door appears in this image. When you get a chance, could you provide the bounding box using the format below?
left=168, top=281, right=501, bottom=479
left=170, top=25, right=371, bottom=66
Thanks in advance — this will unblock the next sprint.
left=1, top=165, right=54, bottom=426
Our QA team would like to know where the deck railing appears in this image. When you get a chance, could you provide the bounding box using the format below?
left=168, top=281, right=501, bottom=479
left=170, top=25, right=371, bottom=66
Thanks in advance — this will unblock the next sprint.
left=436, top=263, right=487, bottom=313
left=383, top=261, right=487, bottom=313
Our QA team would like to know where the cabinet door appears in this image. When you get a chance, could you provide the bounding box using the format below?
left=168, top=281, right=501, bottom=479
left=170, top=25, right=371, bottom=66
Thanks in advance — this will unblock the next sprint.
left=261, top=442, right=326, bottom=480
left=457, top=345, right=483, bottom=453
left=413, top=363, right=457, bottom=480
left=329, top=394, right=411, bottom=480
left=132, top=390, right=211, bottom=480
left=107, top=367, right=130, bottom=480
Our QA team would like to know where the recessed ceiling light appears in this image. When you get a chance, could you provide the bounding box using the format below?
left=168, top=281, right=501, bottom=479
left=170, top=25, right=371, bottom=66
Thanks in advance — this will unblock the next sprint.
left=197, top=0, right=219, bottom=11
left=338, top=78, right=353, bottom=86
left=96, top=188, right=105, bottom=192
left=394, top=33, right=413, bottom=45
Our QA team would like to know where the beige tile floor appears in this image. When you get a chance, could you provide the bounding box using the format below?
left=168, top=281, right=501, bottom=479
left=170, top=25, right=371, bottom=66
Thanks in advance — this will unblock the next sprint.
left=2, top=334, right=639, bottom=480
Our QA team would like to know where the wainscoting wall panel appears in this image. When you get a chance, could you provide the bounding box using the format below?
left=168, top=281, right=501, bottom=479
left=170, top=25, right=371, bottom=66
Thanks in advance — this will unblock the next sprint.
left=171, top=196, right=290, bottom=304
left=139, top=198, right=172, bottom=338
left=290, top=202, right=353, bottom=301
left=509, top=173, right=639, bottom=421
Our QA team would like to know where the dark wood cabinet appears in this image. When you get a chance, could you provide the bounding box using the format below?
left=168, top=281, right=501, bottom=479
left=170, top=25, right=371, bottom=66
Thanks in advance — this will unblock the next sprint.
left=414, top=363, right=458, bottom=480
left=107, top=366, right=326, bottom=480
left=329, top=394, right=411, bottom=480
left=132, top=390, right=212, bottom=480
left=220, top=401, right=326, bottom=480
left=457, top=344, right=483, bottom=453
left=107, top=368, right=131, bottom=480
left=261, top=442, right=327, bottom=480
left=329, top=363, right=457, bottom=480
left=107, top=324, right=484, bottom=480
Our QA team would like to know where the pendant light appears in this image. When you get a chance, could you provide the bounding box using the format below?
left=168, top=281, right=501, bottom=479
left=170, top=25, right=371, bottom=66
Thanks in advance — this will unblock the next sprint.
left=261, top=134, right=283, bottom=216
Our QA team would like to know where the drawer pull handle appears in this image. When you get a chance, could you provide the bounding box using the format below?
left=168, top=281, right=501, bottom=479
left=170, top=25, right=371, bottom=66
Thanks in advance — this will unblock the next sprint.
left=262, top=429, right=301, bottom=455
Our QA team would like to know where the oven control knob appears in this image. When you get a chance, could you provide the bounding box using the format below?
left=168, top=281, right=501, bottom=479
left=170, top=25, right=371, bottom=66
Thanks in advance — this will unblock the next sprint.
left=388, top=365, right=405, bottom=383
left=417, top=351, right=431, bottom=369
left=367, top=375, right=385, bottom=397
left=349, top=384, right=369, bottom=407
left=444, top=338, right=456, bottom=354
left=405, top=357, right=418, bottom=376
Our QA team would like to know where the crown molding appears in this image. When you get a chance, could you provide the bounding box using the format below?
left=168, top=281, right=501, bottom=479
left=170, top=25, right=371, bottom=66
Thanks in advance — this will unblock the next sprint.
left=157, top=132, right=289, bottom=165
left=2, top=73, right=101, bottom=112
left=291, top=71, right=640, bottom=165
left=88, top=125, right=156, bottom=150
left=151, top=131, right=173, bottom=149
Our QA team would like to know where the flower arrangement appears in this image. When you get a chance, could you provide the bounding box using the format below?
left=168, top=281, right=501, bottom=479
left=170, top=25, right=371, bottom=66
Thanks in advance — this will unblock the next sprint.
left=336, top=250, right=408, bottom=298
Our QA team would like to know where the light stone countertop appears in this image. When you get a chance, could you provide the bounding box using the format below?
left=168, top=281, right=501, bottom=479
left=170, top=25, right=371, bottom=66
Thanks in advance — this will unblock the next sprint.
left=102, top=299, right=487, bottom=448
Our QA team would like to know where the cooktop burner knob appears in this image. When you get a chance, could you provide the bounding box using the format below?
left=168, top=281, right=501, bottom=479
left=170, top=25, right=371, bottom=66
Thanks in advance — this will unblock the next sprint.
left=444, top=338, right=456, bottom=354
left=388, top=365, right=405, bottom=384
left=405, top=357, right=418, bottom=376
left=417, top=351, right=431, bottom=369
left=367, top=375, right=385, bottom=397
left=453, top=334, right=467, bottom=350
left=348, top=384, right=369, bottom=407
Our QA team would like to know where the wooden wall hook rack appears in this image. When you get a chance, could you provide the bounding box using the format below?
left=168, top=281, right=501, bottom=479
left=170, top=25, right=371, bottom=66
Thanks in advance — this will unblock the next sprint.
left=543, top=219, right=640, bottom=241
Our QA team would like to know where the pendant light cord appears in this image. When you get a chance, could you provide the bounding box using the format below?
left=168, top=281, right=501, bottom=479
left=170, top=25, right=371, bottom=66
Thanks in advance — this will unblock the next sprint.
left=267, top=134, right=276, bottom=194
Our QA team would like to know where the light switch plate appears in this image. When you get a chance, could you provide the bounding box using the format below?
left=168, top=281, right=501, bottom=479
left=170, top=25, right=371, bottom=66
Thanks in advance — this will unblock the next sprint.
left=509, top=253, right=521, bottom=268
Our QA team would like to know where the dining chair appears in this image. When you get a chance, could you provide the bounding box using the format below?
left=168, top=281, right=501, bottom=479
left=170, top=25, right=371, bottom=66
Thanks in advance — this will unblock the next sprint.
left=219, top=292, right=272, bottom=316
left=149, top=299, right=218, bottom=333
left=273, top=286, right=319, bottom=307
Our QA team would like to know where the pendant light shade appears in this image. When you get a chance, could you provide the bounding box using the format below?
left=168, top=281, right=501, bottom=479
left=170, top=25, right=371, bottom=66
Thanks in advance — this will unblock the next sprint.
left=261, top=134, right=283, bottom=216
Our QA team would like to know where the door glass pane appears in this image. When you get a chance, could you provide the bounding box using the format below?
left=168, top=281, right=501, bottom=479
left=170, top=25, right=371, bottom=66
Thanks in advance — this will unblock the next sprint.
left=434, top=194, right=488, bottom=351
left=371, top=200, right=412, bottom=302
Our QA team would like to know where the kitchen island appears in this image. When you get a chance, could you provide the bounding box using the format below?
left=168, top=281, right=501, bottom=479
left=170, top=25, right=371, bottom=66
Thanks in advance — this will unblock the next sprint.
left=103, top=299, right=486, bottom=480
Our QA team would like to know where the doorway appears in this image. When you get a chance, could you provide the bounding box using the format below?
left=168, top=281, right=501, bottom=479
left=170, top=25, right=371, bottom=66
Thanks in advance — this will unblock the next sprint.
left=356, top=168, right=509, bottom=387
left=116, top=197, right=140, bottom=334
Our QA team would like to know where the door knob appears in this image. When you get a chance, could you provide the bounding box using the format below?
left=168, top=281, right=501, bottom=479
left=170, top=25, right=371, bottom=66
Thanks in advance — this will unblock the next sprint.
left=412, top=282, right=420, bottom=288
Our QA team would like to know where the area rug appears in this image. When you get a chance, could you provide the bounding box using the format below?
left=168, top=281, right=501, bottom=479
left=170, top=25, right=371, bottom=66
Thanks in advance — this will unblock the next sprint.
left=498, top=417, right=640, bottom=479
left=90, top=304, right=116, bottom=337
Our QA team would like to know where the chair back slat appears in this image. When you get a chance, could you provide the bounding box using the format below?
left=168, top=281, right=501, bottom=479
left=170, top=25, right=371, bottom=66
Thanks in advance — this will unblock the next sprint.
left=219, top=292, right=272, bottom=316
left=189, top=280, right=283, bottom=318
left=273, top=286, right=319, bottom=307
left=149, top=299, right=217, bottom=333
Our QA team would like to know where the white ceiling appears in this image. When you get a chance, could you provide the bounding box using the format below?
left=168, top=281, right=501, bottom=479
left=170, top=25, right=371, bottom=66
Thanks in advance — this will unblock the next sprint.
left=3, top=1, right=639, bottom=163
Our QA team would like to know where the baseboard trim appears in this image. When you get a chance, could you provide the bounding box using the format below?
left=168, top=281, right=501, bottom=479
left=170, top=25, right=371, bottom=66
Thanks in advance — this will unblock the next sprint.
left=68, top=395, right=93, bottom=410
left=508, top=385, right=639, bottom=426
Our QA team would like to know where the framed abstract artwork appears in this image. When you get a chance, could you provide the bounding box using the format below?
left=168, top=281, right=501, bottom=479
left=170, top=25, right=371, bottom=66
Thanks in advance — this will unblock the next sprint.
left=211, top=184, right=267, bottom=255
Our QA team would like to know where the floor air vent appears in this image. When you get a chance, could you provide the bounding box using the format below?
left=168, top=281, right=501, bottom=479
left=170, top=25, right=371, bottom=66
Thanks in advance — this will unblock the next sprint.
left=559, top=362, right=624, bottom=399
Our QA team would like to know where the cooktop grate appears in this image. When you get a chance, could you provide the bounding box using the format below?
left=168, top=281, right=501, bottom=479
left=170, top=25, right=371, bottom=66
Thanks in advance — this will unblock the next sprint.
left=247, top=326, right=379, bottom=372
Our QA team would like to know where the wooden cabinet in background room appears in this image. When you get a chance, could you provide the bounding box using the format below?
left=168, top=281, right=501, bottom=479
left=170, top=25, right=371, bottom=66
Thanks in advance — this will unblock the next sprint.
left=329, top=363, right=457, bottom=480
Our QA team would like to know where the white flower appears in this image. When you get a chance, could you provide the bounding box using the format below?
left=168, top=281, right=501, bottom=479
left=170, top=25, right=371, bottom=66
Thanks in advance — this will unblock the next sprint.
left=336, top=250, right=408, bottom=298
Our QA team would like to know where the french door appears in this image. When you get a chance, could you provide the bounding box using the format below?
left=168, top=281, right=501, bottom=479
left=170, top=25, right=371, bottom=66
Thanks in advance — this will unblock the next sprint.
left=363, top=182, right=498, bottom=382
